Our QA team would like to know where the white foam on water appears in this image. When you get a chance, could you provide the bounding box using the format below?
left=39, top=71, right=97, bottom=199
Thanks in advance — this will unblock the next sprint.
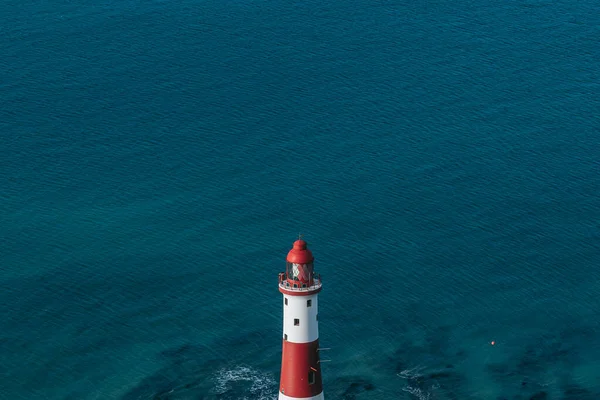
left=212, top=365, right=277, bottom=400
left=397, top=365, right=426, bottom=380
left=402, top=386, right=431, bottom=400
left=398, top=365, right=439, bottom=400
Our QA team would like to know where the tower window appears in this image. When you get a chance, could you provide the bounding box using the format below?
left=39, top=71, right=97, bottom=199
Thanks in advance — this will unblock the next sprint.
left=307, top=299, right=312, bottom=307
left=284, top=334, right=288, bottom=340
left=308, top=370, right=315, bottom=385
left=285, top=298, right=288, bottom=306
left=294, top=319, right=299, bottom=326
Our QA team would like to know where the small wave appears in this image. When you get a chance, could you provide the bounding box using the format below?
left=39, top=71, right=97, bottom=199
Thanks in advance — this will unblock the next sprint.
left=212, top=365, right=277, bottom=400
left=398, top=366, right=440, bottom=400
left=402, top=384, right=440, bottom=400
left=397, top=365, right=426, bottom=380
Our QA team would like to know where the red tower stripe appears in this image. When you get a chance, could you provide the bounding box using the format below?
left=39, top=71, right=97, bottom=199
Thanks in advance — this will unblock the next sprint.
left=280, top=339, right=323, bottom=398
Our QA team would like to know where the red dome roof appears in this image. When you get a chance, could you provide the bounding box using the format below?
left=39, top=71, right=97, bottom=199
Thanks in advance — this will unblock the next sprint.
left=286, top=239, right=314, bottom=264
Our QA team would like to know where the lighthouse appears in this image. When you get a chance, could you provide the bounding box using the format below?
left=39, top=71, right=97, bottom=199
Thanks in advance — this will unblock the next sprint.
left=278, top=239, right=324, bottom=400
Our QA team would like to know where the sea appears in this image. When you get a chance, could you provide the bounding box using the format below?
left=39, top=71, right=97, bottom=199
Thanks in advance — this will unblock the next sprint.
left=1, top=0, right=599, bottom=399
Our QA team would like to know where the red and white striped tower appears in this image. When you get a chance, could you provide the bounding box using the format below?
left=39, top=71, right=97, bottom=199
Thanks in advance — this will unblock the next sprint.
left=277, top=238, right=324, bottom=400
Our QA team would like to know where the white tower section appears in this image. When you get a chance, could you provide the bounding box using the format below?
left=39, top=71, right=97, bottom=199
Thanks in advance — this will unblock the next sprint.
left=282, top=293, right=319, bottom=343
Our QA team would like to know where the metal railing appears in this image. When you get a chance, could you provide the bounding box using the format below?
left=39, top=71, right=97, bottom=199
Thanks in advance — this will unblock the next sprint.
left=278, top=272, right=322, bottom=291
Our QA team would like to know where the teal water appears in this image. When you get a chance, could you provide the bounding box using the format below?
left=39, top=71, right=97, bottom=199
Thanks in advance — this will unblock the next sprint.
left=1, top=0, right=600, bottom=399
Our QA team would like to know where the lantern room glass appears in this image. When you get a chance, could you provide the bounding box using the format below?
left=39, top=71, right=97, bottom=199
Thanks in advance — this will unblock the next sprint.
left=286, top=261, right=314, bottom=284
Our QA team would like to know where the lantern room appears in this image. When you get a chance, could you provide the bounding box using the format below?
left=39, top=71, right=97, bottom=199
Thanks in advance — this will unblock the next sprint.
left=284, top=239, right=315, bottom=287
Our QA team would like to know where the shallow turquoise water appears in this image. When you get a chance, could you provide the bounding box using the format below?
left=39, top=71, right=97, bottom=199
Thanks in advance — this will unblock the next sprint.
left=1, top=0, right=600, bottom=399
